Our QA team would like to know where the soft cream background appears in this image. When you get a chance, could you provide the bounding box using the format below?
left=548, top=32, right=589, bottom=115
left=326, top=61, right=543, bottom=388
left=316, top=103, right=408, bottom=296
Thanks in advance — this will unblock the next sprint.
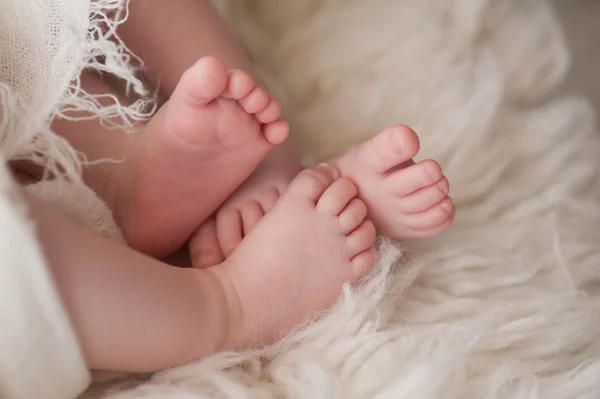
left=557, top=0, right=600, bottom=114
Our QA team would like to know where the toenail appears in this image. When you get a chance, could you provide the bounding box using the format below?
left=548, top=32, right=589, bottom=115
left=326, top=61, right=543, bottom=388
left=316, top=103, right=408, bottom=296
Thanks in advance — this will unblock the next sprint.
left=317, top=163, right=340, bottom=179
left=441, top=201, right=453, bottom=214
left=392, top=132, right=404, bottom=152
left=426, top=163, right=441, bottom=181
left=437, top=179, right=449, bottom=194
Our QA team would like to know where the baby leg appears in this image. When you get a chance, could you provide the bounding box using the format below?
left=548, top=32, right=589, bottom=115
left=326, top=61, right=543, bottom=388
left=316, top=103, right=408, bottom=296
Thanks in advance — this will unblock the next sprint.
left=26, top=191, right=236, bottom=372
left=28, top=163, right=376, bottom=372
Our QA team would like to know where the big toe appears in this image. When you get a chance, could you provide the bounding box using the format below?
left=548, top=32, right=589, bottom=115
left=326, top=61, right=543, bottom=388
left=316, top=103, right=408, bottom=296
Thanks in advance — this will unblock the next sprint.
left=173, top=56, right=229, bottom=106
left=341, top=125, right=420, bottom=175
left=285, top=164, right=341, bottom=203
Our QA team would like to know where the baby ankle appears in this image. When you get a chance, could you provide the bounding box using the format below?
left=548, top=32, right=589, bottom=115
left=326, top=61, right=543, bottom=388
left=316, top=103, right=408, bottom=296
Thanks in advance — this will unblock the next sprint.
left=202, top=265, right=249, bottom=351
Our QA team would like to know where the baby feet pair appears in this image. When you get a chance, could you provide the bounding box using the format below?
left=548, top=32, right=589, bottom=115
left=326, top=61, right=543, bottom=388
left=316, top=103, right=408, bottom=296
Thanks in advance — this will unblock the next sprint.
left=109, top=56, right=455, bottom=263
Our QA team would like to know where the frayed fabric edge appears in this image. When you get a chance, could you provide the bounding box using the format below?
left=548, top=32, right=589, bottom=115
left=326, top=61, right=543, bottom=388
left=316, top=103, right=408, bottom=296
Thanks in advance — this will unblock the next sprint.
left=4, top=0, right=155, bottom=184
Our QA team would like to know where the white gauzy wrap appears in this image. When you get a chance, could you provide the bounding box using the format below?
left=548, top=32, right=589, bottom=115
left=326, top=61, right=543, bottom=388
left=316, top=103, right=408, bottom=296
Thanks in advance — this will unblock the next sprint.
left=0, top=0, right=144, bottom=397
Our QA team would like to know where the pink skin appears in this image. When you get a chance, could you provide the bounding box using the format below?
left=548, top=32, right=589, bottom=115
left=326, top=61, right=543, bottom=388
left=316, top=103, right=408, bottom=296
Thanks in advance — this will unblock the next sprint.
left=106, top=57, right=451, bottom=265
left=26, top=164, right=375, bottom=373
left=191, top=125, right=454, bottom=268
left=211, top=164, right=377, bottom=345
left=189, top=165, right=294, bottom=266
left=332, top=125, right=455, bottom=239
left=112, top=57, right=290, bottom=258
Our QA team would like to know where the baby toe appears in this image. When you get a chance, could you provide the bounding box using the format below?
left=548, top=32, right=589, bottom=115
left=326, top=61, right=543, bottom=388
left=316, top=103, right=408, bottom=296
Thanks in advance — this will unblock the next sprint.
left=401, top=209, right=455, bottom=239
left=226, top=69, right=255, bottom=100
left=285, top=164, right=340, bottom=204
left=262, top=120, right=289, bottom=145
left=401, top=196, right=455, bottom=231
left=258, top=188, right=281, bottom=213
left=387, top=159, right=443, bottom=197
left=174, top=56, right=229, bottom=106
left=362, top=125, right=421, bottom=174
left=337, top=198, right=368, bottom=235
left=350, top=247, right=377, bottom=282
left=255, top=98, right=282, bottom=124
left=240, top=86, right=270, bottom=114
left=216, top=208, right=244, bottom=257
left=397, top=176, right=450, bottom=213
left=345, top=220, right=377, bottom=258
left=189, top=217, right=224, bottom=269
left=241, top=201, right=264, bottom=235
left=316, top=177, right=358, bottom=215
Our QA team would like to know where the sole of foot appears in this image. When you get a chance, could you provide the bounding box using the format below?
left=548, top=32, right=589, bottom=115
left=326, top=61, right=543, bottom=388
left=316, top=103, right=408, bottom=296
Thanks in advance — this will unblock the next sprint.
left=114, top=56, right=290, bottom=257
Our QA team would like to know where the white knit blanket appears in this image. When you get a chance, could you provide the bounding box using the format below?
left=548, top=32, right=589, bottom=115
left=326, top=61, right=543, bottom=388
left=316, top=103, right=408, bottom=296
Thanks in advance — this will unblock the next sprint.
left=3, top=0, right=600, bottom=398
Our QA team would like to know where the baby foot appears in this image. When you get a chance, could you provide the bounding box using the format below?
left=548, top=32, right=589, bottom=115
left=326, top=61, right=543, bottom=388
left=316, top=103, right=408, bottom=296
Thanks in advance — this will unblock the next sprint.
left=332, top=125, right=454, bottom=239
left=113, top=56, right=289, bottom=257
left=189, top=165, right=296, bottom=268
left=211, top=165, right=377, bottom=345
